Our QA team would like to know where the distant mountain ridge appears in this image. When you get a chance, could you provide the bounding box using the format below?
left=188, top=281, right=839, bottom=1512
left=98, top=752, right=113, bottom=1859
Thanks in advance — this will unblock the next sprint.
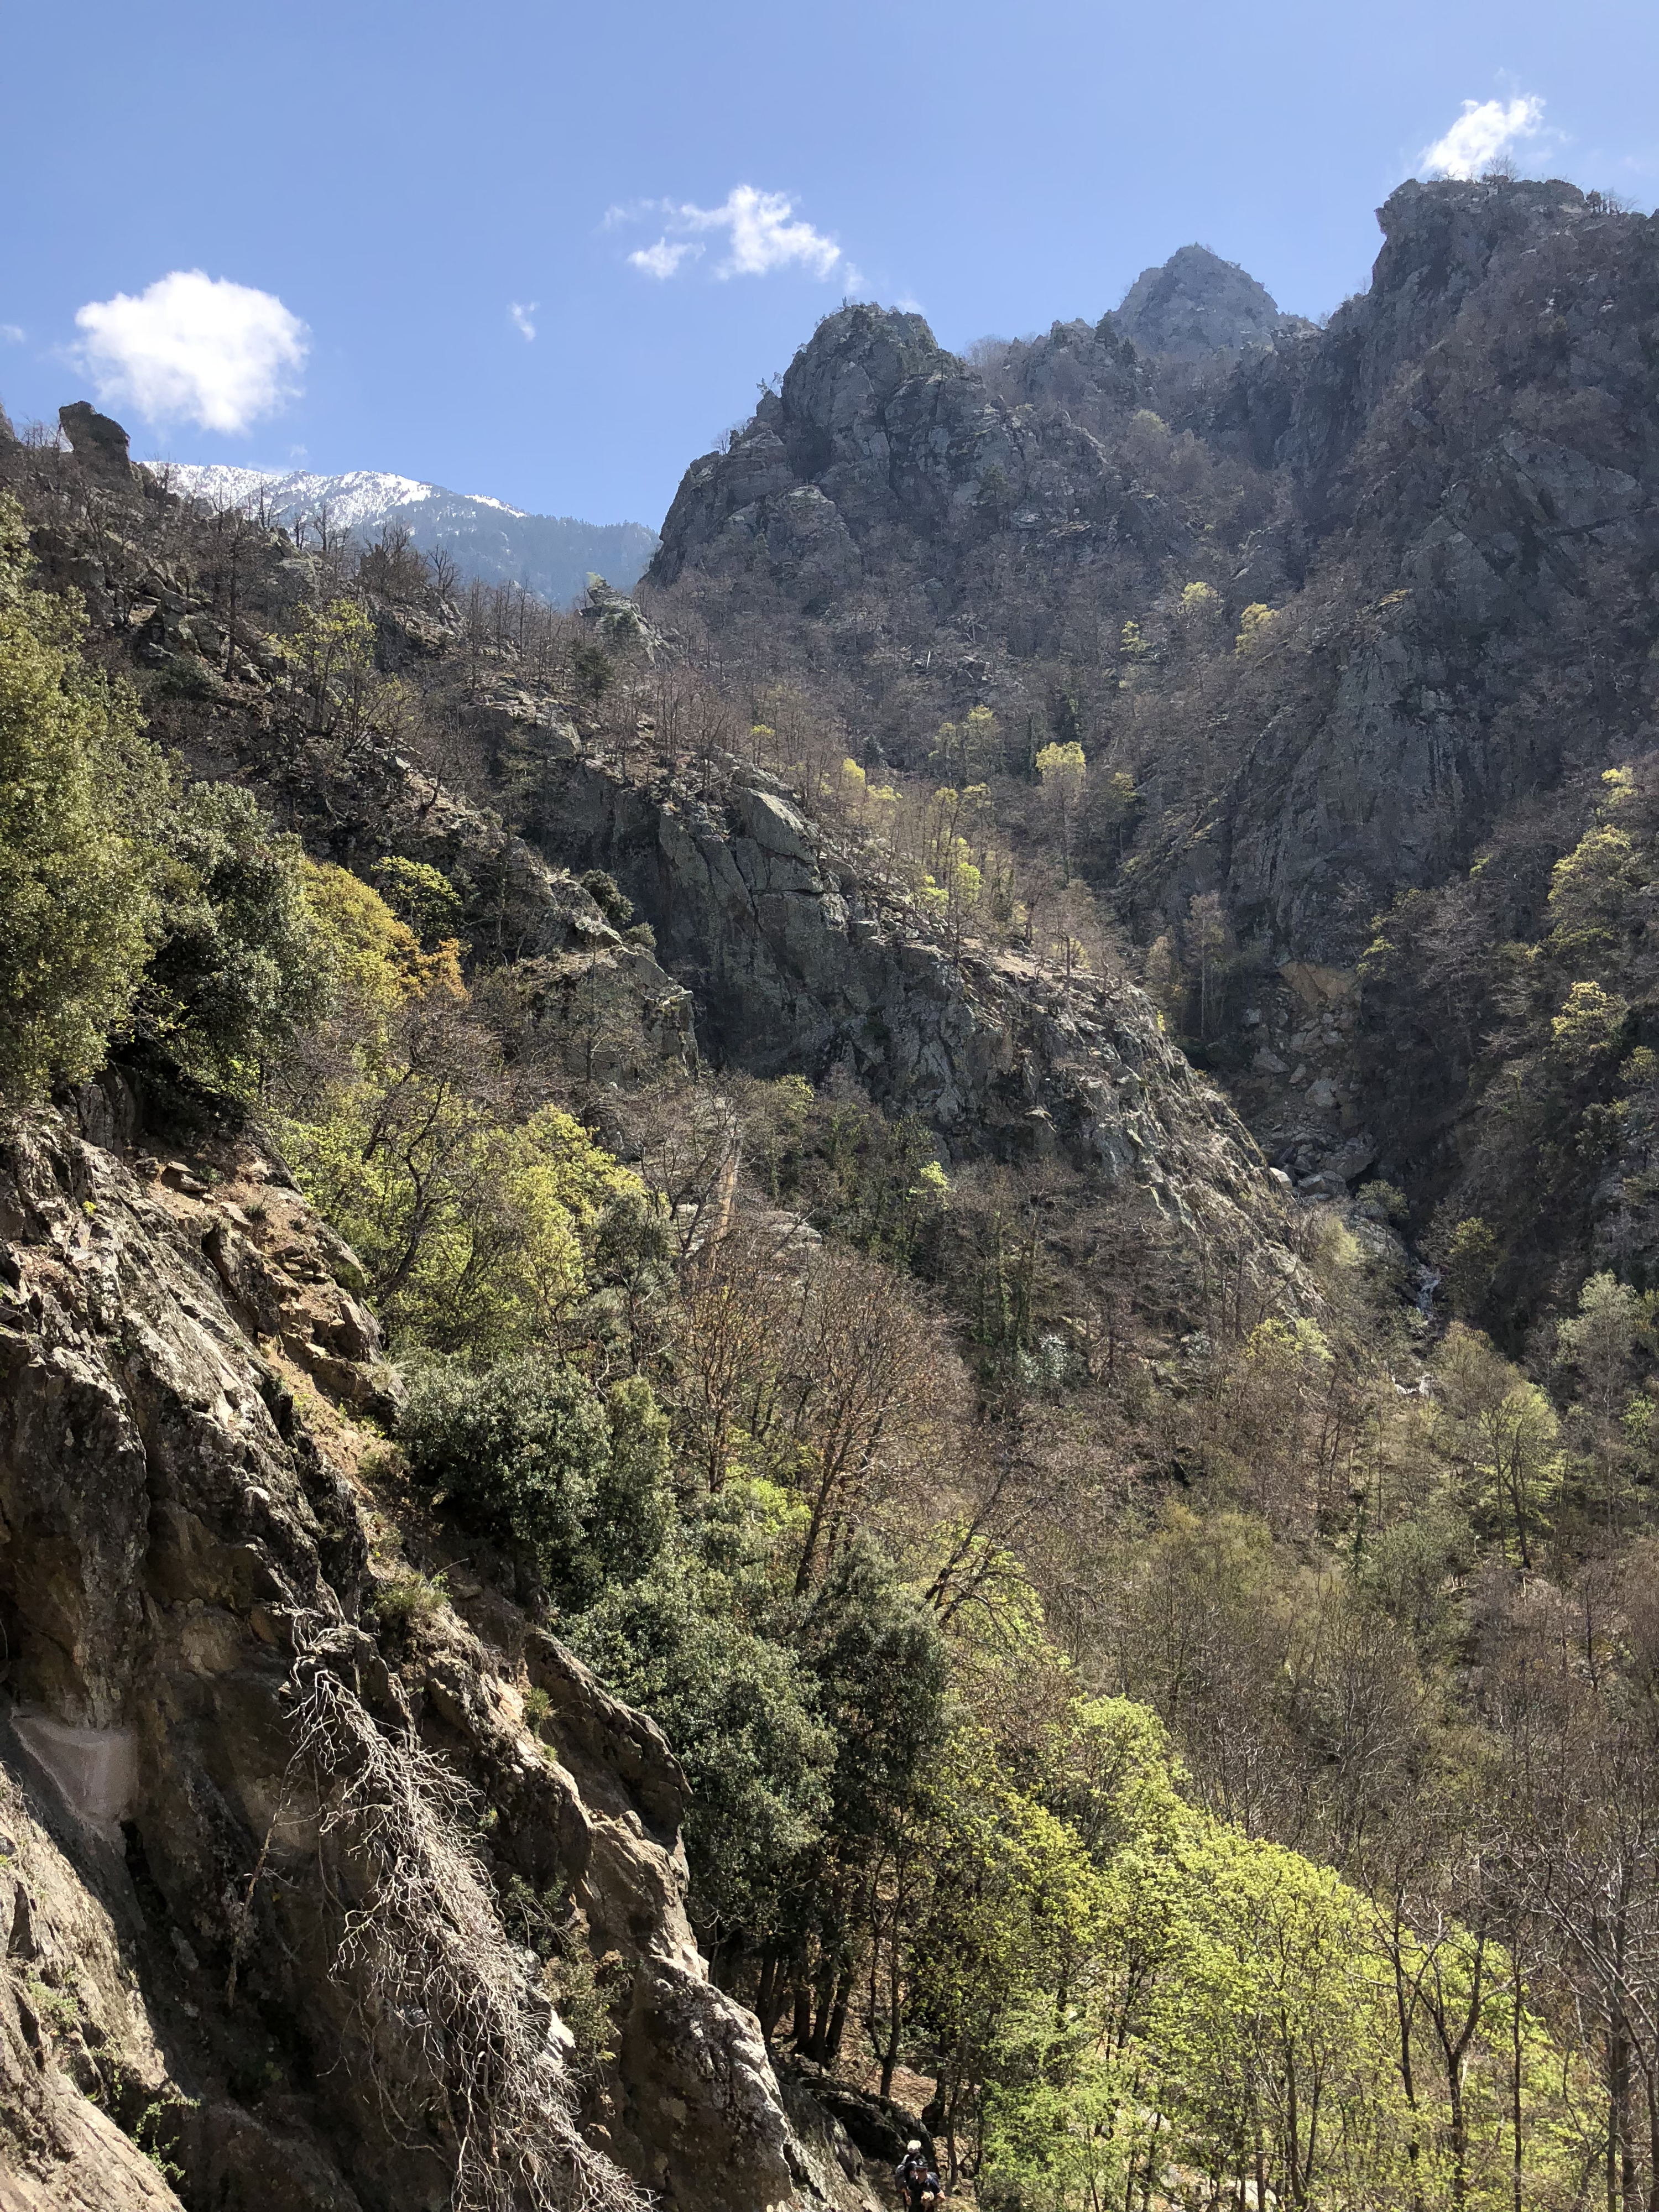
left=165, top=461, right=658, bottom=607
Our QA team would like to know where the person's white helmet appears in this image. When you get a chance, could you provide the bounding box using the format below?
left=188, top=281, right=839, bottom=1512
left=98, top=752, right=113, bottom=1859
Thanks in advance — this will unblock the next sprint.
left=907, top=2141, right=922, bottom=2153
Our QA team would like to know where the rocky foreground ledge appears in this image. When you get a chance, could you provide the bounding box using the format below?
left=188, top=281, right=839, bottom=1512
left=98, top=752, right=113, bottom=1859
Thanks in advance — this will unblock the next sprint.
left=0, top=1087, right=886, bottom=2212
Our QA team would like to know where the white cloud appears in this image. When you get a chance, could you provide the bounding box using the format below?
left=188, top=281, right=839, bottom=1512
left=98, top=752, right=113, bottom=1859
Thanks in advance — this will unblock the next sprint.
left=74, top=270, right=307, bottom=435
left=629, top=239, right=702, bottom=280
left=624, top=185, right=841, bottom=282
left=1421, top=95, right=1547, bottom=180
left=509, top=300, right=538, bottom=341
left=0, top=324, right=23, bottom=346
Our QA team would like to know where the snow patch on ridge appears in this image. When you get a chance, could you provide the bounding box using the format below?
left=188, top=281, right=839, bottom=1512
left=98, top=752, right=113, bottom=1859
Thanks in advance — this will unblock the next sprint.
left=165, top=462, right=447, bottom=533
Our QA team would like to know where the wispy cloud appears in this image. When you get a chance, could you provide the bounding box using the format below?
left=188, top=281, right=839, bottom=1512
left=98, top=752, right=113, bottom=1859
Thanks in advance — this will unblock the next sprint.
left=620, top=185, right=842, bottom=282
left=509, top=300, right=538, bottom=341
left=74, top=270, right=307, bottom=435
left=1421, top=95, right=1547, bottom=180
left=629, top=239, right=703, bottom=280
left=0, top=324, right=23, bottom=346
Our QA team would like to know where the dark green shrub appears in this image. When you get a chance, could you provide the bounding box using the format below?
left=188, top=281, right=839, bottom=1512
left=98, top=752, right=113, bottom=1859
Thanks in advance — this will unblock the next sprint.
left=399, top=1357, right=673, bottom=1604
left=570, top=1558, right=832, bottom=1940
left=142, top=782, right=325, bottom=1094
left=0, top=492, right=170, bottom=1098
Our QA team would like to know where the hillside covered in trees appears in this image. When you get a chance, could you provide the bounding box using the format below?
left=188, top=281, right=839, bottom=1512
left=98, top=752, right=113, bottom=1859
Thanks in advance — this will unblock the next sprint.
left=4, top=171, right=1659, bottom=2212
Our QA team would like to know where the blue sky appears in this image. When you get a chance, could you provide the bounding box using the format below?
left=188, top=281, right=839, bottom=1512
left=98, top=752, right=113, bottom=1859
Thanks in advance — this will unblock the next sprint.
left=4, top=0, right=1657, bottom=529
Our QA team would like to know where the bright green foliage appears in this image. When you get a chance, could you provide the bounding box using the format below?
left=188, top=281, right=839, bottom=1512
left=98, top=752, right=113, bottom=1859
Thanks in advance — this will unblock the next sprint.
left=1036, top=742, right=1087, bottom=883
left=1431, top=1324, right=1562, bottom=1567
left=399, top=1357, right=672, bottom=1602
left=1234, top=601, right=1277, bottom=653
left=1556, top=1270, right=1647, bottom=1415
left=300, top=856, right=461, bottom=1020
left=1042, top=1695, right=1189, bottom=1864
left=275, top=860, right=640, bottom=1354
left=0, top=492, right=169, bottom=1097
left=289, top=1086, right=643, bottom=1358
left=1545, top=824, right=1640, bottom=967
left=276, top=596, right=378, bottom=754
left=371, top=853, right=464, bottom=947
left=930, top=706, right=1005, bottom=785
left=942, top=1690, right=1555, bottom=2212
left=1153, top=1827, right=1407, bottom=2209
left=1035, top=741, right=1086, bottom=800
left=1550, top=979, right=1629, bottom=1065
left=141, top=783, right=326, bottom=1094
left=912, top=1731, right=1110, bottom=2168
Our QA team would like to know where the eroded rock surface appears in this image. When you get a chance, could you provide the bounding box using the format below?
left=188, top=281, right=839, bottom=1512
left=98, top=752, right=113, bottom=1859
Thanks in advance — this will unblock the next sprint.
left=0, top=1099, right=872, bottom=2212
left=515, top=718, right=1298, bottom=1265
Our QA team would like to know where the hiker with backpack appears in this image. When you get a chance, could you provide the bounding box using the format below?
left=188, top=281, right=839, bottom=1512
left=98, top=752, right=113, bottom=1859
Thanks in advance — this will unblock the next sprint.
left=894, top=2139, right=943, bottom=2208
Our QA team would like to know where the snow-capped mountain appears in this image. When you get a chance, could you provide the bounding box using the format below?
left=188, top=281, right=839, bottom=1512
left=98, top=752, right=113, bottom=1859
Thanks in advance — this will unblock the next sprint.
left=164, top=463, right=657, bottom=608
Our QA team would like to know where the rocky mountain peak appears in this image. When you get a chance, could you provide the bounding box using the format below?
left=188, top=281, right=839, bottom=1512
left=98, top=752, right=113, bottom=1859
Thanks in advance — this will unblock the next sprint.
left=650, top=304, right=997, bottom=590
left=1113, top=243, right=1304, bottom=360
left=773, top=303, right=967, bottom=488
left=779, top=304, right=951, bottom=422
left=1367, top=174, right=1593, bottom=330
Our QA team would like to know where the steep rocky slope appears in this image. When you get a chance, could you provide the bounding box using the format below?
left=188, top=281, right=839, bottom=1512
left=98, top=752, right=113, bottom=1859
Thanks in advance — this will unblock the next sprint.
left=504, top=714, right=1296, bottom=1256
left=1185, top=176, right=1659, bottom=959
left=650, top=180, right=1659, bottom=972
left=0, top=408, right=1302, bottom=1271
left=649, top=301, right=1165, bottom=615
left=0, top=409, right=1312, bottom=2209
left=643, top=177, right=1659, bottom=1244
left=0, top=1089, right=883, bottom=2211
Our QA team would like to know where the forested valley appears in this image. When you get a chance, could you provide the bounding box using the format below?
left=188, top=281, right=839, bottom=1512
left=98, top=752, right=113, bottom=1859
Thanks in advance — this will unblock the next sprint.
left=5, top=170, right=1659, bottom=2212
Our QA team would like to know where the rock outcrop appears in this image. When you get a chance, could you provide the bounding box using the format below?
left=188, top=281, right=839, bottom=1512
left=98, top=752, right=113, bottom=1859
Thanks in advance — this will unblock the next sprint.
left=649, top=302, right=1174, bottom=609
left=0, top=1095, right=872, bottom=2211
left=650, top=182, right=1659, bottom=978
left=55, top=403, right=134, bottom=490
left=1114, top=243, right=1307, bottom=361
left=509, top=707, right=1300, bottom=1274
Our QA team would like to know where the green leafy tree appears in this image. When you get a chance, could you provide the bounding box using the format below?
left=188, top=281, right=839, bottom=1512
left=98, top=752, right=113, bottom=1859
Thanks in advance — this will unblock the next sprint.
left=371, top=854, right=464, bottom=947
left=1550, top=980, right=1629, bottom=1067
left=399, top=1355, right=672, bottom=1602
left=930, top=706, right=1005, bottom=785
left=0, top=492, right=168, bottom=1097
left=1431, top=1326, right=1562, bottom=1568
left=569, top=1483, right=834, bottom=1948
left=142, top=782, right=326, bottom=1094
left=1036, top=741, right=1087, bottom=885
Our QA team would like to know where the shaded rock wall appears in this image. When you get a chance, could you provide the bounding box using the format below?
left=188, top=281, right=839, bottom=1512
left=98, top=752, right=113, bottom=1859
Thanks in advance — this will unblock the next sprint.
left=520, top=724, right=1297, bottom=1268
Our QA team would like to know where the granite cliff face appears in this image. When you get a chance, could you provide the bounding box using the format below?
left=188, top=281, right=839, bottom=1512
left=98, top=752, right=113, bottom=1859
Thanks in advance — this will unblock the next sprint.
left=650, top=298, right=1193, bottom=614
left=503, top=717, right=1295, bottom=1260
left=1187, top=178, right=1659, bottom=963
left=0, top=1096, right=878, bottom=2212
left=650, top=179, right=1659, bottom=969
left=646, top=243, right=1310, bottom=617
